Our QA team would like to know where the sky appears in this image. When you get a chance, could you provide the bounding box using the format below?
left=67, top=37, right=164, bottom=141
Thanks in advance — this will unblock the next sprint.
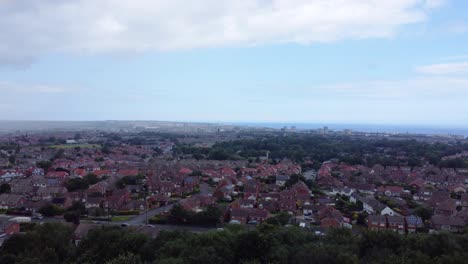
left=1, top=0, right=468, bottom=127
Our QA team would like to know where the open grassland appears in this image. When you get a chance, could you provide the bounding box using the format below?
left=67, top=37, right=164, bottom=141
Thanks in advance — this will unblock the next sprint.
left=50, top=144, right=101, bottom=149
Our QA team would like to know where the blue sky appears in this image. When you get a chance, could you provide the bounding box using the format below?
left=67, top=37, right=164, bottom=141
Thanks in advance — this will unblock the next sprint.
left=1, top=0, right=468, bottom=126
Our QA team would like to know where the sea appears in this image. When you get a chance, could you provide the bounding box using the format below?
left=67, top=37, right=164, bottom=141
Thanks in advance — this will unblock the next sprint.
left=234, top=123, right=468, bottom=137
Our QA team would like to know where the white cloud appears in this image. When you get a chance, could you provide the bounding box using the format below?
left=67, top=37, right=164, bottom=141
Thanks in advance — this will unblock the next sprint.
left=0, top=81, right=66, bottom=94
left=307, top=76, right=468, bottom=99
left=448, top=21, right=468, bottom=34
left=423, top=0, right=446, bottom=9
left=0, top=0, right=441, bottom=66
left=416, top=62, right=468, bottom=74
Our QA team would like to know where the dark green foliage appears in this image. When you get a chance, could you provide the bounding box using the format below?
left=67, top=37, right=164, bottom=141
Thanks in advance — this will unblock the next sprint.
left=63, top=210, right=80, bottom=224
left=265, top=212, right=292, bottom=226
left=65, top=177, right=89, bottom=192
left=84, top=173, right=99, bottom=185
left=0, top=222, right=467, bottom=264
left=156, top=204, right=223, bottom=227
left=414, top=206, right=434, bottom=221
left=174, top=134, right=468, bottom=166
left=38, top=203, right=64, bottom=217
left=0, top=183, right=11, bottom=194
left=0, top=223, right=73, bottom=264
left=36, top=160, right=52, bottom=171
left=116, top=175, right=143, bottom=189
left=284, top=174, right=305, bottom=187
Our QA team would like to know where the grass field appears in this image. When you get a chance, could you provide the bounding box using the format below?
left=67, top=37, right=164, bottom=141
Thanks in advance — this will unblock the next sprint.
left=50, top=144, right=101, bottom=149
left=111, top=216, right=134, bottom=222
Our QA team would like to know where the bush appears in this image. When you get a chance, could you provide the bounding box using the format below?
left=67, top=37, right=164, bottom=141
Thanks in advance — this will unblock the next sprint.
left=39, top=204, right=64, bottom=217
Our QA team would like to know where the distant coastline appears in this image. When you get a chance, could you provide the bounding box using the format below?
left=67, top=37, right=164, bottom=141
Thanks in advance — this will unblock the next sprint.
left=1, top=120, right=467, bottom=137
left=233, top=123, right=468, bottom=137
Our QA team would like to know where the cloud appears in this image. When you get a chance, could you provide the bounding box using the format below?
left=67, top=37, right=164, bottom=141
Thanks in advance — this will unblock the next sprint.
left=447, top=21, right=468, bottom=34
left=423, top=0, right=446, bottom=9
left=0, top=81, right=66, bottom=94
left=0, top=0, right=442, bottom=66
left=307, top=76, right=468, bottom=100
left=416, top=62, right=468, bottom=74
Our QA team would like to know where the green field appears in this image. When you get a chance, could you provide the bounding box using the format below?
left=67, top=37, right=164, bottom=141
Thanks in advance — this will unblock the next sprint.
left=50, top=144, right=101, bottom=149
left=111, top=216, right=134, bottom=222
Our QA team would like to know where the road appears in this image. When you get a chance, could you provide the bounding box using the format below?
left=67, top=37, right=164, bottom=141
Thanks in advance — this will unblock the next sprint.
left=126, top=203, right=175, bottom=225
left=126, top=183, right=212, bottom=225
left=32, top=183, right=216, bottom=232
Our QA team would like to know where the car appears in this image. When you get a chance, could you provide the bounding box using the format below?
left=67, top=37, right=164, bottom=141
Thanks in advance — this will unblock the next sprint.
left=217, top=228, right=224, bottom=231
left=121, top=223, right=130, bottom=227
left=32, top=214, right=44, bottom=220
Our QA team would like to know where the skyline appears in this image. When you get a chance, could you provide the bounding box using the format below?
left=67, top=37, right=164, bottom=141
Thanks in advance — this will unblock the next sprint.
left=1, top=0, right=468, bottom=125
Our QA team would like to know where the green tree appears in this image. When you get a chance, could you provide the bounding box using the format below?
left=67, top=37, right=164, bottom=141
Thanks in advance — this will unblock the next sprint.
left=84, top=173, right=99, bottom=185
left=0, top=183, right=11, bottom=194
left=415, top=206, right=433, bottom=221
left=65, top=178, right=89, bottom=192
left=64, top=210, right=80, bottom=224
left=39, top=204, right=63, bottom=217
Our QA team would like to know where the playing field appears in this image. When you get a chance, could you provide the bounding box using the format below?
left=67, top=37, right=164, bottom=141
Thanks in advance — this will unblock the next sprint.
left=50, top=144, right=101, bottom=149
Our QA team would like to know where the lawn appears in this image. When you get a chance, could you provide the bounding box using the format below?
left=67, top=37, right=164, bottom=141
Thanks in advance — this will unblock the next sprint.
left=111, top=216, right=134, bottom=222
left=50, top=144, right=101, bottom=149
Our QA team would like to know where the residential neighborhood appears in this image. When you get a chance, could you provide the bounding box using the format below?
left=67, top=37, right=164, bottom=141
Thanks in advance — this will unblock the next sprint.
left=0, top=128, right=467, bottom=248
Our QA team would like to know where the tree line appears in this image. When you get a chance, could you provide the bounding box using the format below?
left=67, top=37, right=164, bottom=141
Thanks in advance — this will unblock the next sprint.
left=174, top=134, right=468, bottom=168
left=0, top=222, right=467, bottom=264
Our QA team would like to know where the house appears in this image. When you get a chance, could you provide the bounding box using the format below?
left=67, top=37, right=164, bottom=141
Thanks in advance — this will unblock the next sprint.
left=318, top=207, right=345, bottom=228
left=329, top=187, right=354, bottom=197
left=347, top=183, right=376, bottom=195
left=178, top=168, right=193, bottom=176
left=377, top=186, right=404, bottom=197
left=461, top=193, right=468, bottom=207
left=45, top=171, right=69, bottom=178
left=317, top=197, right=336, bottom=206
left=248, top=208, right=269, bottom=224
left=446, top=184, right=466, bottom=194
left=157, top=182, right=176, bottom=197
left=303, top=203, right=323, bottom=216
left=430, top=215, right=465, bottom=233
left=0, top=194, right=27, bottom=209
left=367, top=215, right=387, bottom=231
left=434, top=199, right=457, bottom=216
left=413, top=188, right=434, bottom=201
left=362, top=197, right=388, bottom=215
left=230, top=208, right=248, bottom=224
left=52, top=196, right=73, bottom=208
left=92, top=170, right=112, bottom=178
left=221, top=167, right=237, bottom=179
left=86, top=197, right=104, bottom=208
left=238, top=198, right=255, bottom=208
left=105, top=189, right=131, bottom=210
left=257, top=199, right=279, bottom=213
left=387, top=216, right=405, bottom=234
left=0, top=219, right=20, bottom=236
left=117, top=169, right=139, bottom=177
left=73, top=223, right=100, bottom=245
left=275, top=175, right=289, bottom=186
left=35, top=186, right=68, bottom=200
left=381, top=207, right=397, bottom=216
left=405, top=215, right=423, bottom=233
left=279, top=199, right=296, bottom=213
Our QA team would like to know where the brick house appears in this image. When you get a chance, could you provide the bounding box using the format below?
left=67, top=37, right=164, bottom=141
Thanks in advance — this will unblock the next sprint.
left=367, top=215, right=387, bottom=231
left=0, top=194, right=27, bottom=209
